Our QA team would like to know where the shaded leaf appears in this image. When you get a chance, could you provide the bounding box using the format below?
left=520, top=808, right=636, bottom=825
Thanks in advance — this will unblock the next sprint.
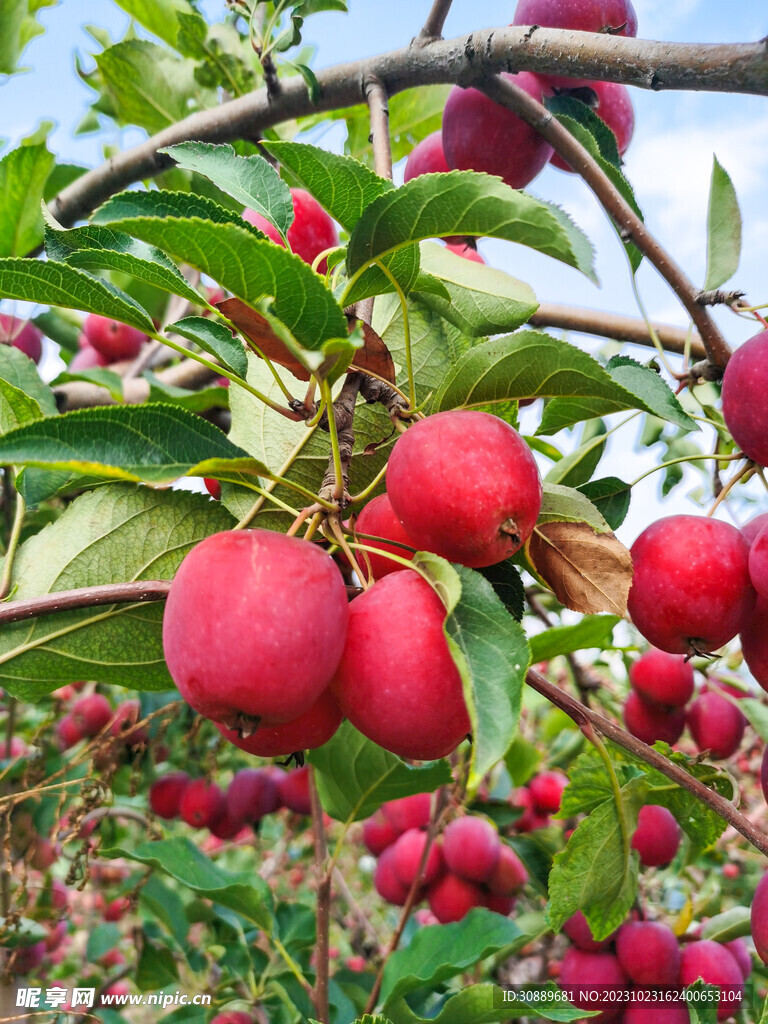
left=169, top=315, right=247, bottom=379
left=528, top=615, right=620, bottom=663
left=478, top=560, right=525, bottom=621
left=576, top=477, right=631, bottom=530
left=308, top=720, right=450, bottom=822
left=0, top=345, right=58, bottom=416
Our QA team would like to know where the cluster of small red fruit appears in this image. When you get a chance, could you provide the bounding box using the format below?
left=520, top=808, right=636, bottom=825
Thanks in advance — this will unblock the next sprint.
left=55, top=689, right=147, bottom=762
left=164, top=408, right=544, bottom=764
left=149, top=764, right=313, bottom=841
left=558, top=911, right=752, bottom=1024
left=361, top=793, right=527, bottom=924
left=623, top=648, right=747, bottom=762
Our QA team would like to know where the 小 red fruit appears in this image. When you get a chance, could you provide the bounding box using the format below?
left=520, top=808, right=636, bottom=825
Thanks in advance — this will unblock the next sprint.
left=216, top=688, right=343, bottom=758
left=442, top=72, right=554, bottom=191
left=363, top=811, right=402, bottom=856
left=278, top=765, right=312, bottom=816
left=741, top=594, right=768, bottom=691
left=442, top=817, right=501, bottom=883
left=70, top=693, right=113, bottom=738
left=387, top=411, right=542, bottom=568
left=615, top=920, right=681, bottom=985
left=563, top=910, right=615, bottom=952
left=243, top=189, right=338, bottom=272
left=721, top=329, right=768, bottom=466
left=392, top=829, right=444, bottom=888
left=748, top=524, right=768, bottom=598
left=631, top=805, right=680, bottom=867
left=0, top=314, right=43, bottom=363
left=529, top=771, right=568, bottom=813
left=375, top=846, right=410, bottom=906
left=83, top=314, right=147, bottom=362
left=486, top=844, right=528, bottom=895
left=752, top=873, right=768, bottom=965
left=686, top=690, right=745, bottom=760
left=163, top=530, right=349, bottom=730
left=558, top=947, right=628, bottom=1023
left=381, top=793, right=431, bottom=833
left=149, top=772, right=191, bottom=820
left=623, top=691, right=685, bottom=747
left=427, top=872, right=485, bottom=923
left=628, top=515, right=755, bottom=656
left=550, top=81, right=635, bottom=171
left=226, top=769, right=281, bottom=824
left=762, top=746, right=768, bottom=804
left=331, top=570, right=471, bottom=760
left=354, top=493, right=415, bottom=579
left=179, top=780, right=226, bottom=829
left=679, top=940, right=743, bottom=1021
left=629, top=648, right=695, bottom=708
left=403, top=130, right=450, bottom=181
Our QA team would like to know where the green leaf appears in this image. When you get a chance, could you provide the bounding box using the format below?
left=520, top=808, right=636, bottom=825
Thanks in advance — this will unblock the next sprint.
left=0, top=378, right=45, bottom=436
left=167, top=316, right=247, bottom=379
left=0, top=403, right=265, bottom=485
left=0, top=142, right=55, bottom=257
left=385, top=983, right=583, bottom=1022
left=381, top=908, right=525, bottom=1009
left=700, top=906, right=752, bottom=943
left=104, top=838, right=274, bottom=931
left=43, top=221, right=204, bottom=306
left=546, top=95, right=643, bottom=273
left=537, top=483, right=610, bottom=533
left=529, top=615, right=620, bottom=663
left=144, top=372, right=228, bottom=413
left=538, top=355, right=694, bottom=434
left=0, top=0, right=57, bottom=76
left=32, top=307, right=82, bottom=353
left=160, top=142, right=293, bottom=235
left=140, top=874, right=189, bottom=949
left=544, top=425, right=607, bottom=489
left=478, top=560, right=525, bottom=621
left=417, top=555, right=531, bottom=785
left=0, top=916, right=47, bottom=949
left=0, top=485, right=234, bottom=697
left=92, top=200, right=349, bottom=359
left=308, top=720, right=450, bottom=822
left=263, top=140, right=393, bottom=231
left=704, top=156, right=741, bottom=291
left=576, top=477, right=631, bottom=530
left=416, top=242, right=538, bottom=338
left=95, top=40, right=214, bottom=136
left=86, top=923, right=121, bottom=961
left=92, top=188, right=259, bottom=231
left=137, top=940, right=179, bottom=990
left=0, top=257, right=155, bottom=333
left=112, top=0, right=202, bottom=50
left=0, top=345, right=58, bottom=417
left=436, top=333, right=663, bottom=417
left=738, top=697, right=768, bottom=742
left=346, top=172, right=596, bottom=289
left=547, top=776, right=645, bottom=939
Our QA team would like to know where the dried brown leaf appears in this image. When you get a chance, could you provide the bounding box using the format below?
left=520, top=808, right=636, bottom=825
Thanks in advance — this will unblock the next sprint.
left=527, top=521, right=633, bottom=616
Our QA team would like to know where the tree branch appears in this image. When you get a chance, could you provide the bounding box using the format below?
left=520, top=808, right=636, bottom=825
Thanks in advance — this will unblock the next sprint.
left=45, top=29, right=768, bottom=232
left=364, top=75, right=393, bottom=180
left=529, top=303, right=706, bottom=359
left=477, top=75, right=732, bottom=370
left=0, top=581, right=172, bottom=625
left=415, top=0, right=454, bottom=44
left=54, top=357, right=218, bottom=412
left=526, top=666, right=768, bottom=858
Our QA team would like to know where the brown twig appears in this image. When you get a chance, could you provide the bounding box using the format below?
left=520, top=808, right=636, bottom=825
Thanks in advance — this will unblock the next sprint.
left=54, top=357, right=218, bottom=411
left=529, top=303, right=706, bottom=359
left=44, top=30, right=768, bottom=234
left=308, top=766, right=330, bottom=1024
left=415, top=0, right=454, bottom=44
left=0, top=581, right=172, bottom=625
left=476, top=75, right=732, bottom=371
left=526, top=666, right=768, bottom=857
left=364, top=75, right=393, bottom=180
left=318, top=373, right=364, bottom=506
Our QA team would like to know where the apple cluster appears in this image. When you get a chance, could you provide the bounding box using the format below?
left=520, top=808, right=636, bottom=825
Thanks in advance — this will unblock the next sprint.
left=559, top=912, right=751, bottom=1023
left=622, top=648, right=747, bottom=761
left=403, top=0, right=637, bottom=246
left=509, top=770, right=568, bottom=831
left=55, top=690, right=148, bottom=771
left=362, top=794, right=528, bottom=923
left=162, top=410, right=543, bottom=763
left=149, top=764, right=313, bottom=840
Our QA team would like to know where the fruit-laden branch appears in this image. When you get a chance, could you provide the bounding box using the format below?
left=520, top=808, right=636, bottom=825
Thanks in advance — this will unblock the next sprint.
left=529, top=303, right=706, bottom=360
left=45, top=28, right=768, bottom=232
left=477, top=75, right=732, bottom=371
left=526, top=666, right=768, bottom=858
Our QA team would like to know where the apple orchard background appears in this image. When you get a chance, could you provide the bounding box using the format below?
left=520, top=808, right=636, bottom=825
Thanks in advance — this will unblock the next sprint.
left=3, top=0, right=768, bottom=545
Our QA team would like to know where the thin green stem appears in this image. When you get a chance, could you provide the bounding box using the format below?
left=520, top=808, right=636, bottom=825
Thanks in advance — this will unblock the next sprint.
left=152, top=331, right=301, bottom=421
left=589, top=728, right=630, bottom=857
left=0, top=488, right=24, bottom=600
left=372, top=261, right=415, bottom=407
left=235, top=425, right=318, bottom=529
left=626, top=267, right=677, bottom=378
left=271, top=936, right=313, bottom=997
left=348, top=463, right=389, bottom=504
left=629, top=451, right=744, bottom=488
left=320, top=378, right=345, bottom=501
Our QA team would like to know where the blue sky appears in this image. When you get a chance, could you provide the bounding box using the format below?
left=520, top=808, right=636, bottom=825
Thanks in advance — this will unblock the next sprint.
left=2, top=0, right=768, bottom=540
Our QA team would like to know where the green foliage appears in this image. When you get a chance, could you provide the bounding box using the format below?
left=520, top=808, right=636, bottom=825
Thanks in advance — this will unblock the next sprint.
left=0, top=0, right=57, bottom=76
left=704, top=156, right=741, bottom=290
left=0, top=142, right=55, bottom=256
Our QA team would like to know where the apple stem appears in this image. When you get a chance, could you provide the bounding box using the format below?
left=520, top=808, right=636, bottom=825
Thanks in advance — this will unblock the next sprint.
left=526, top=665, right=768, bottom=858
left=0, top=481, right=23, bottom=601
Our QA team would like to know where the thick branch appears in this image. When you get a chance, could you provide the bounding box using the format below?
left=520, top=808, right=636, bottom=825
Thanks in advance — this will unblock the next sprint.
left=46, top=29, right=768, bottom=231
left=478, top=75, right=732, bottom=370
left=529, top=303, right=706, bottom=359
left=0, top=581, right=172, bottom=625
left=526, top=667, right=768, bottom=858
left=364, top=75, right=393, bottom=180
left=416, top=0, right=454, bottom=44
